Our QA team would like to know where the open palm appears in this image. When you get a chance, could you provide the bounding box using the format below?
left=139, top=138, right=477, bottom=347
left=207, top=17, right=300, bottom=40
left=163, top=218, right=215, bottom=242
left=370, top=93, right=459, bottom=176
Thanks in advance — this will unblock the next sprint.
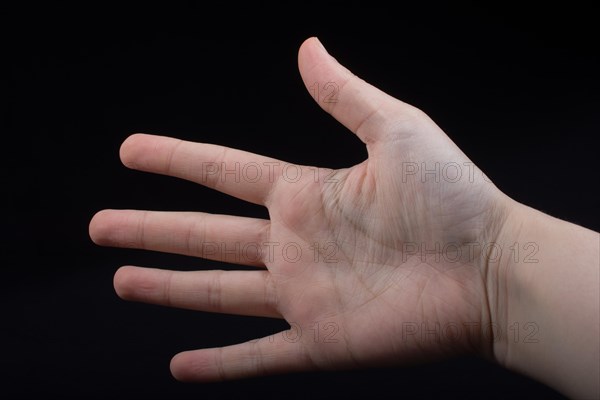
left=90, top=38, right=510, bottom=381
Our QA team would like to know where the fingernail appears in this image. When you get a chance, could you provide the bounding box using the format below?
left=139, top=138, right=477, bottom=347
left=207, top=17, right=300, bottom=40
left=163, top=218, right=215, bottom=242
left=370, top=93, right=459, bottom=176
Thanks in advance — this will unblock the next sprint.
left=314, top=37, right=328, bottom=54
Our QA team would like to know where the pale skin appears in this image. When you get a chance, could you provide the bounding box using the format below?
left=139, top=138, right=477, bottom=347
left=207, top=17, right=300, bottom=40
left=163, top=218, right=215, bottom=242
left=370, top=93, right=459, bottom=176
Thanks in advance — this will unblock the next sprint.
left=89, top=38, right=599, bottom=398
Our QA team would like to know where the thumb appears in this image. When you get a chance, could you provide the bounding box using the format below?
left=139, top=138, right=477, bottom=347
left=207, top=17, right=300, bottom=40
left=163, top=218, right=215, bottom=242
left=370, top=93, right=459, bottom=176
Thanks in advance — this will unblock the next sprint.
left=298, top=37, right=422, bottom=146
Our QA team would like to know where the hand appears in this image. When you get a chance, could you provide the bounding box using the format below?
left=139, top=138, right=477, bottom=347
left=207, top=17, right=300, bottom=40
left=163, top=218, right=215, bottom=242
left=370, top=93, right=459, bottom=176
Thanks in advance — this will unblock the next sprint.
left=89, top=37, right=515, bottom=381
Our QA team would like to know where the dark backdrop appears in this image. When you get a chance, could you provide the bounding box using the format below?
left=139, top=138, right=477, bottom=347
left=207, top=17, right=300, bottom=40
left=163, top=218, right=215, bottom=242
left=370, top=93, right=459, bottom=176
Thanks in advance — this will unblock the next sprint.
left=2, top=2, right=598, bottom=399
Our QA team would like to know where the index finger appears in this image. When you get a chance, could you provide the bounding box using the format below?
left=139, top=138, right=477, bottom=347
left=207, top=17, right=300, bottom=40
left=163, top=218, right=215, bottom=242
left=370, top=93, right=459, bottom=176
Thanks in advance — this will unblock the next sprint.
left=120, top=133, right=286, bottom=205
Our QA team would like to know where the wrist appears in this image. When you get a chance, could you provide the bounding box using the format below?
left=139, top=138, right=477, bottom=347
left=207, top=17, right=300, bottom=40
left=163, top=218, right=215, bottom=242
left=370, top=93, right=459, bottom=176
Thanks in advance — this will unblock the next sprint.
left=481, top=197, right=533, bottom=365
left=483, top=197, right=600, bottom=398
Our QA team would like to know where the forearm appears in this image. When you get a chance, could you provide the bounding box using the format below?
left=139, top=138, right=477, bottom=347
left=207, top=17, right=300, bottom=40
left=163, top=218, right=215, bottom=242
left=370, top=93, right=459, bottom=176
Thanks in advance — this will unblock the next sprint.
left=489, top=200, right=600, bottom=398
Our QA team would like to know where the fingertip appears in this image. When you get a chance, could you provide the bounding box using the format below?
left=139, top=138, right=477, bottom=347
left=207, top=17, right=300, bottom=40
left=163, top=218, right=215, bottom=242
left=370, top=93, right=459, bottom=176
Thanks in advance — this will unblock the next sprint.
left=298, top=36, right=328, bottom=66
left=299, top=36, right=326, bottom=54
left=113, top=265, right=138, bottom=300
left=169, top=353, right=185, bottom=381
left=170, top=351, right=203, bottom=382
left=312, top=37, right=326, bottom=52
left=89, top=209, right=114, bottom=245
left=119, top=133, right=147, bottom=169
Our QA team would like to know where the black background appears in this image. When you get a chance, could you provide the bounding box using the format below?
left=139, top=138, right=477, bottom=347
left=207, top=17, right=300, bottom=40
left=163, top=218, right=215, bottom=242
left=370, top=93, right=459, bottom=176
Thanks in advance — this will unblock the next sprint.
left=2, top=2, right=598, bottom=399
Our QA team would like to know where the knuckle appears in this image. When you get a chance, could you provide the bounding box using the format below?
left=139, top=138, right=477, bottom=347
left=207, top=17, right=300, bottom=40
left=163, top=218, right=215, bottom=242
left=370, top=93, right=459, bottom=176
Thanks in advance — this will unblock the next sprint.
left=207, top=271, right=224, bottom=312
